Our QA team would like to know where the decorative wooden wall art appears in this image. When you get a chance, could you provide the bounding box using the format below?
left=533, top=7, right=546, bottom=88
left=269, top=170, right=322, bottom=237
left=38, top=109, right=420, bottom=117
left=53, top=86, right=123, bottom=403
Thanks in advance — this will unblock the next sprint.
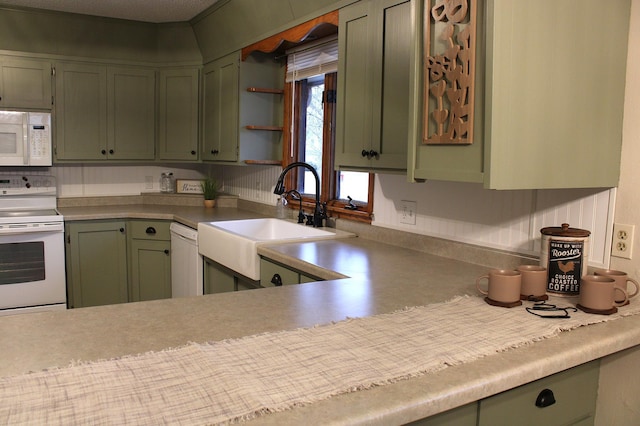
left=423, top=0, right=477, bottom=145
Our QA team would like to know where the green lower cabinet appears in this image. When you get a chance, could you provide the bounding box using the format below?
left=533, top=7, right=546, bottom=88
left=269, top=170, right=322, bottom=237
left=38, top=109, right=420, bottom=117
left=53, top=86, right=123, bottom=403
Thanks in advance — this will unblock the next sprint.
left=410, top=360, right=599, bottom=425
left=407, top=402, right=477, bottom=426
left=478, top=361, right=599, bottom=426
left=66, top=221, right=128, bottom=308
left=204, top=257, right=260, bottom=294
left=128, top=220, right=171, bottom=302
left=66, top=220, right=172, bottom=308
left=260, top=258, right=321, bottom=287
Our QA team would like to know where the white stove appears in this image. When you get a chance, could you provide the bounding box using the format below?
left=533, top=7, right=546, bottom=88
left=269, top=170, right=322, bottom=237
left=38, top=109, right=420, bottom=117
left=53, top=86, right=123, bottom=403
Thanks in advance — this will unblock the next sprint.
left=0, top=174, right=66, bottom=315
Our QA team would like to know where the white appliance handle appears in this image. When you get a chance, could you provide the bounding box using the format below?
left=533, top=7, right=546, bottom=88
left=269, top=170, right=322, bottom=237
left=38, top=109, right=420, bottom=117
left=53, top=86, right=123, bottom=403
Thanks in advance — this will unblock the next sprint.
left=0, top=224, right=64, bottom=235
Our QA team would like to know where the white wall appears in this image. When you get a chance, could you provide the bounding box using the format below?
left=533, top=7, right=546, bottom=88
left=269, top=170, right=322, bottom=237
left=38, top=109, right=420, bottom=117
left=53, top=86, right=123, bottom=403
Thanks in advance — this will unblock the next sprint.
left=595, top=1, right=640, bottom=424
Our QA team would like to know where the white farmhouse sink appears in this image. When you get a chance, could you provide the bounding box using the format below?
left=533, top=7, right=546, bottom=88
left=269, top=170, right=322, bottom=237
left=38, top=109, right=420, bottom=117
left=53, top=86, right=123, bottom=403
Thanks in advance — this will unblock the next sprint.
left=198, top=218, right=353, bottom=281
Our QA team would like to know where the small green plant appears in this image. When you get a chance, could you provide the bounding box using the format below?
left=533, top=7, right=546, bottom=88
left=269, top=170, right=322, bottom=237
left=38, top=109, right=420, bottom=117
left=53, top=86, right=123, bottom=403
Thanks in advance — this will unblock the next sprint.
left=201, top=177, right=219, bottom=200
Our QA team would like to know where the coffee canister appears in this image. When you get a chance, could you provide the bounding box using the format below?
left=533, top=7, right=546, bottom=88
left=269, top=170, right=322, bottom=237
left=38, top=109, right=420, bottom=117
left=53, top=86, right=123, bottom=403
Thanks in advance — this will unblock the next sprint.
left=540, top=223, right=590, bottom=296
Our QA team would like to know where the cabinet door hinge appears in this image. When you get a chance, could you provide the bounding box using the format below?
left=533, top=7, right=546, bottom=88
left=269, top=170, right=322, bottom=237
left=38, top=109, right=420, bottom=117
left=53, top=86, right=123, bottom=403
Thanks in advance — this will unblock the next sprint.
left=51, top=66, right=55, bottom=76
left=324, top=89, right=337, bottom=104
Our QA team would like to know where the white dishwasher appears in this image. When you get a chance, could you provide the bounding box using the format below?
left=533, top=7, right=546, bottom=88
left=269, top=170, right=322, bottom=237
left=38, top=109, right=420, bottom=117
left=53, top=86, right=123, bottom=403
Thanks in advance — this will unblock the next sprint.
left=170, top=222, right=204, bottom=297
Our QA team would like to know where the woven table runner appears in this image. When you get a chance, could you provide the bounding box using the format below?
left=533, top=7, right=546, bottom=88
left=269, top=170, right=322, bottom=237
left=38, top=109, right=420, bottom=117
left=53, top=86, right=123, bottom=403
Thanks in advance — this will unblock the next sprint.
left=2, top=295, right=640, bottom=425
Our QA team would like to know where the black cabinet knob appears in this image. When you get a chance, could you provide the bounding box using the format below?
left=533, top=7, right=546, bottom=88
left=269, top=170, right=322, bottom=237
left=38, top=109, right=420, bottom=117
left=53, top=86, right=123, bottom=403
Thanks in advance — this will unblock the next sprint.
left=101, top=149, right=107, bottom=155
left=270, top=273, right=283, bottom=287
left=119, top=227, right=125, bottom=233
left=191, top=150, right=196, bottom=155
left=164, top=249, right=169, bottom=255
left=109, top=149, right=114, bottom=154
left=535, top=388, right=556, bottom=408
left=145, top=227, right=156, bottom=235
left=369, top=149, right=378, bottom=158
left=361, top=149, right=368, bottom=157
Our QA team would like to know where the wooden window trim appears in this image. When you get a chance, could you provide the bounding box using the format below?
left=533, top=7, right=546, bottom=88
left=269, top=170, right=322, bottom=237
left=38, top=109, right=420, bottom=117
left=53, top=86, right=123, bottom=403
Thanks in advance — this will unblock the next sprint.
left=282, top=72, right=373, bottom=224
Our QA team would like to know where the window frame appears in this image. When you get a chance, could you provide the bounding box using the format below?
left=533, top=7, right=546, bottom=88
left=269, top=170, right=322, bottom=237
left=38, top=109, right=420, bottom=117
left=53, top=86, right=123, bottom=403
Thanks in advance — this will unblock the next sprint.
left=281, top=72, right=374, bottom=224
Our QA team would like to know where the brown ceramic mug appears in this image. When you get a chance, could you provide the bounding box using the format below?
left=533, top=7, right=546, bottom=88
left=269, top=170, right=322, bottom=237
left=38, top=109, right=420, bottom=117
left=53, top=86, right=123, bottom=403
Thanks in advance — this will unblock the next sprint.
left=517, top=265, right=547, bottom=299
left=594, top=269, right=639, bottom=302
left=476, top=269, right=521, bottom=303
left=578, top=275, right=628, bottom=311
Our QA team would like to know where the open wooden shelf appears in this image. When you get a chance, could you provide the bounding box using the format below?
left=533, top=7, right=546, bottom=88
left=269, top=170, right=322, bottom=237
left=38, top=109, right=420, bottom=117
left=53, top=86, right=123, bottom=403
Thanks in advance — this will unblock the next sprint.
left=245, top=125, right=283, bottom=131
left=244, top=159, right=282, bottom=166
left=247, top=87, right=284, bottom=95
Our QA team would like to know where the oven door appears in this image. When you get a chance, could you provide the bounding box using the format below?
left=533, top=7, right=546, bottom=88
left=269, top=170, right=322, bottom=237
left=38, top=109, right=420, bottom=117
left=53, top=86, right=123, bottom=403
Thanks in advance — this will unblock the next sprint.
left=0, top=224, right=66, bottom=313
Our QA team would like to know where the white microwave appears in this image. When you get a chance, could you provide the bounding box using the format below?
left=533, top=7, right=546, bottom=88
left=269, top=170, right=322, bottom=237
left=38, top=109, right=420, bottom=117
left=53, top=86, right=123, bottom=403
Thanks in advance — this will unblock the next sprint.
left=0, top=110, right=52, bottom=166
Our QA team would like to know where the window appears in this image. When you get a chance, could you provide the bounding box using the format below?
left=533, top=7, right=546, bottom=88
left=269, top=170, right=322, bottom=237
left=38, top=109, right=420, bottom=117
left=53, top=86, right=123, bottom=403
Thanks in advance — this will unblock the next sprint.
left=282, top=37, right=373, bottom=223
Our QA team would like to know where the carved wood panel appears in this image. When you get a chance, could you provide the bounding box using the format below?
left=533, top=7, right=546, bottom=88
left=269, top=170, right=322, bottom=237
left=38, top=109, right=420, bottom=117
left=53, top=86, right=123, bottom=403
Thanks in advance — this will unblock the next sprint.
left=423, top=0, right=477, bottom=145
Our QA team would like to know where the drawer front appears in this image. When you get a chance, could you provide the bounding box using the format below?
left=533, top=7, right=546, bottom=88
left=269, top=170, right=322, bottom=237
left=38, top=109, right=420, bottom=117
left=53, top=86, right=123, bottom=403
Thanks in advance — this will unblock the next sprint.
left=478, top=360, right=599, bottom=426
left=260, top=259, right=299, bottom=287
left=130, top=220, right=171, bottom=240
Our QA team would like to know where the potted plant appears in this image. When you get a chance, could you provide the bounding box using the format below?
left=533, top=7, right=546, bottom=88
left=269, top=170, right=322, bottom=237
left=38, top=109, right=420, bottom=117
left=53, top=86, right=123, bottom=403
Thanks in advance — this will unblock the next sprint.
left=201, top=177, right=219, bottom=208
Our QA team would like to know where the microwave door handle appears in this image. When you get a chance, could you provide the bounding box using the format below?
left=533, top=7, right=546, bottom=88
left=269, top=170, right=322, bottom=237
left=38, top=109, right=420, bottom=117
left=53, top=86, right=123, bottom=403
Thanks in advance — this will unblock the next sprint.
left=23, top=116, right=29, bottom=165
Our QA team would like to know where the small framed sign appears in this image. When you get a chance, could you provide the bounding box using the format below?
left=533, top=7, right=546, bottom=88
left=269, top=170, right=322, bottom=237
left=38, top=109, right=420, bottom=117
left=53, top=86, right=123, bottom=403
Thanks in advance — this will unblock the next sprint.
left=176, top=179, right=204, bottom=194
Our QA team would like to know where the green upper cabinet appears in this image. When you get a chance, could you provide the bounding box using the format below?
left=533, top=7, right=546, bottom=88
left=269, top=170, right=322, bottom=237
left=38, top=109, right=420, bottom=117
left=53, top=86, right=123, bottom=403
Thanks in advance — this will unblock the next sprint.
left=202, top=50, right=284, bottom=164
left=0, top=57, right=52, bottom=109
left=158, top=68, right=200, bottom=161
left=335, top=0, right=414, bottom=172
left=55, top=62, right=156, bottom=161
left=55, top=62, right=107, bottom=160
left=202, top=52, right=240, bottom=162
left=107, top=66, right=156, bottom=160
left=409, top=0, right=631, bottom=190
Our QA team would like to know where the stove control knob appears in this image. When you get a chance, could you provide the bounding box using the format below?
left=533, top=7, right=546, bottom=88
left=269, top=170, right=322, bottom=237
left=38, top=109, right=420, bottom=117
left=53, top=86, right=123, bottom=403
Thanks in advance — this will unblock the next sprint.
left=25, top=182, right=31, bottom=188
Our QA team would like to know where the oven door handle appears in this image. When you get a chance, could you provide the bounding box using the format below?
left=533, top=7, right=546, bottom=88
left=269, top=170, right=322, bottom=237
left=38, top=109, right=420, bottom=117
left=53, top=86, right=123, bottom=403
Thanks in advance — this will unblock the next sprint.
left=0, top=224, right=64, bottom=234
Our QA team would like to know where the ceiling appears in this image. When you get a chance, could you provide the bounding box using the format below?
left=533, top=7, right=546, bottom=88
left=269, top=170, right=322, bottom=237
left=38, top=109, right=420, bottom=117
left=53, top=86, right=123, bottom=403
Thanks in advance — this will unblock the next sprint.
left=0, top=0, right=221, bottom=23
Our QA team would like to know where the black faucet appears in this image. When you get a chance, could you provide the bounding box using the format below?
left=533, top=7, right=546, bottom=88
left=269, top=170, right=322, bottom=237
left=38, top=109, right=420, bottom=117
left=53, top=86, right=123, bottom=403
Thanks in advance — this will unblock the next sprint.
left=284, top=190, right=305, bottom=224
left=274, top=162, right=327, bottom=227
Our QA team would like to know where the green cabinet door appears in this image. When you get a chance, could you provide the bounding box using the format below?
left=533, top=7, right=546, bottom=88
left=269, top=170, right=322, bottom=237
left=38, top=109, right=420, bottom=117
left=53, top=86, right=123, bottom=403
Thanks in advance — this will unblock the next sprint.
left=107, top=66, right=156, bottom=160
left=65, top=221, right=128, bottom=308
left=158, top=68, right=200, bottom=161
left=55, top=62, right=108, bottom=160
left=260, top=258, right=322, bottom=287
left=129, top=239, right=171, bottom=301
left=204, top=257, right=236, bottom=294
left=0, top=57, right=52, bottom=109
left=202, top=52, right=240, bottom=162
left=335, top=0, right=414, bottom=172
left=128, top=220, right=172, bottom=302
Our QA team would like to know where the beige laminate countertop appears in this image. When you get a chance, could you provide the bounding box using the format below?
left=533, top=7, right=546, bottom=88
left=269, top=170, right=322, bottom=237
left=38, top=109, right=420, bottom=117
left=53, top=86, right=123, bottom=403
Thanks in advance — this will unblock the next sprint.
left=4, top=203, right=640, bottom=424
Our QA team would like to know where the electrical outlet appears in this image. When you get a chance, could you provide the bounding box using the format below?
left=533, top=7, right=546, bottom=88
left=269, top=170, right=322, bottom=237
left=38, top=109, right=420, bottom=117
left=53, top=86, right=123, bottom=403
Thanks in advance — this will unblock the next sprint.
left=612, top=223, right=635, bottom=259
left=399, top=200, right=417, bottom=225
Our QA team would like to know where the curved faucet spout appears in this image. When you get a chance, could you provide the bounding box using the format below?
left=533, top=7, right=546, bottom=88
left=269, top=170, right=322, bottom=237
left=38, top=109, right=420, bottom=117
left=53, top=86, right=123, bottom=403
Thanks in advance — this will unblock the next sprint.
left=273, top=162, right=326, bottom=227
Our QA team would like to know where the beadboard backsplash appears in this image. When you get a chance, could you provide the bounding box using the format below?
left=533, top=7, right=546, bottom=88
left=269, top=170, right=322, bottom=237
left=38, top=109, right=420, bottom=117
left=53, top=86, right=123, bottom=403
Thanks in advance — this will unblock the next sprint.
left=373, top=174, right=614, bottom=268
left=6, top=164, right=612, bottom=268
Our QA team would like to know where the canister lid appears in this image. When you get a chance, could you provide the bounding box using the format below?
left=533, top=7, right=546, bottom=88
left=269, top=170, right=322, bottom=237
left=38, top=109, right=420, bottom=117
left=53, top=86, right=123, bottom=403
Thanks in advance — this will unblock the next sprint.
left=540, top=223, right=590, bottom=237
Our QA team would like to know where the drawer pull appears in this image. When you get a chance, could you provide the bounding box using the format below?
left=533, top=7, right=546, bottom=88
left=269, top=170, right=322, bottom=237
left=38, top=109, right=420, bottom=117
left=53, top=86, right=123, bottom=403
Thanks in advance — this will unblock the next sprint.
left=271, top=273, right=283, bottom=287
left=145, top=227, right=156, bottom=235
left=535, top=388, right=556, bottom=408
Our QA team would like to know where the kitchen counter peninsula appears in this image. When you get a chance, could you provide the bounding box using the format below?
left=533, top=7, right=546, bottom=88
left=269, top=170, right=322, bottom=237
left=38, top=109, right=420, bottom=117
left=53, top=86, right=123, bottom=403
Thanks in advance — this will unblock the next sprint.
left=4, top=199, right=640, bottom=424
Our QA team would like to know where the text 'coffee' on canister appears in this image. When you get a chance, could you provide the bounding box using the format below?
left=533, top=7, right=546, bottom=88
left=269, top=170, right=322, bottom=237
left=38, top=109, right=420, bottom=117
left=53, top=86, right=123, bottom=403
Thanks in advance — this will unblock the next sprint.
left=540, top=223, right=590, bottom=296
